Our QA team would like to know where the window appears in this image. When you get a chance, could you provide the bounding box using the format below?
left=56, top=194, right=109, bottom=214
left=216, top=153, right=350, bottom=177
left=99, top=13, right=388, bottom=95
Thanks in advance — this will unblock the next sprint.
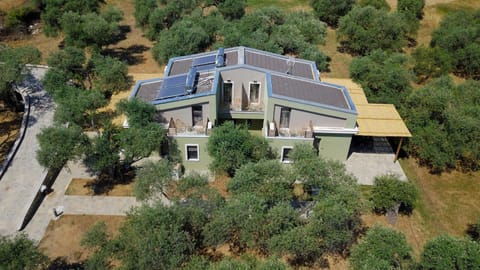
left=192, top=105, right=203, bottom=126
left=279, top=107, right=291, bottom=128
left=249, top=82, right=260, bottom=104
left=186, top=144, right=199, bottom=161
left=281, top=146, right=293, bottom=163
left=223, top=81, right=233, bottom=104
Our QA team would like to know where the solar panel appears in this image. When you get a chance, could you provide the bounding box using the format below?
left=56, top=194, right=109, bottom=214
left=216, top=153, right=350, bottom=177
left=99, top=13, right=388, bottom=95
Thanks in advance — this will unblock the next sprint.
left=193, top=54, right=216, bottom=66
left=155, top=74, right=188, bottom=100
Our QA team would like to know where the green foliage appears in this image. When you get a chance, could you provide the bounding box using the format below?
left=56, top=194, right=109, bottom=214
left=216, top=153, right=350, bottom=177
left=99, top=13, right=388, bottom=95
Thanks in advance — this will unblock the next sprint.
left=116, top=98, right=157, bottom=128
left=357, top=0, right=390, bottom=10
left=60, top=9, right=122, bottom=49
left=404, top=76, right=480, bottom=171
left=203, top=192, right=267, bottom=250
left=53, top=86, right=108, bottom=128
left=134, top=0, right=157, bottom=28
left=0, top=46, right=41, bottom=104
left=350, top=226, right=413, bottom=270
left=430, top=9, right=480, bottom=79
left=311, top=0, right=355, bottom=27
left=176, top=173, right=209, bottom=194
left=109, top=203, right=205, bottom=269
left=36, top=125, right=88, bottom=170
left=209, top=255, right=289, bottom=270
left=419, top=235, right=480, bottom=270
left=207, top=121, right=272, bottom=176
left=371, top=174, right=418, bottom=214
left=152, top=19, right=210, bottom=64
left=41, top=0, right=105, bottom=37
left=310, top=187, right=362, bottom=253
left=218, top=0, right=246, bottom=20
left=398, top=0, right=425, bottom=19
left=118, top=123, right=165, bottom=164
left=350, top=50, right=411, bottom=107
left=83, top=126, right=121, bottom=177
left=5, top=5, right=36, bottom=28
left=90, top=54, right=132, bottom=94
left=134, top=160, right=172, bottom=201
left=46, top=46, right=86, bottom=84
left=412, top=46, right=452, bottom=83
left=337, top=6, right=409, bottom=55
left=290, top=143, right=357, bottom=195
left=269, top=226, right=321, bottom=265
left=229, top=160, right=293, bottom=204
left=0, top=234, right=48, bottom=270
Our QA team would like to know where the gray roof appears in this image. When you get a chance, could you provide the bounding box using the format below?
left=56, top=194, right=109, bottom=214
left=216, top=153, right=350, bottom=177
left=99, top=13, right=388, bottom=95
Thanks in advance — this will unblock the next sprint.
left=244, top=50, right=314, bottom=79
left=167, top=47, right=315, bottom=79
left=270, top=74, right=350, bottom=110
left=136, top=80, right=162, bottom=102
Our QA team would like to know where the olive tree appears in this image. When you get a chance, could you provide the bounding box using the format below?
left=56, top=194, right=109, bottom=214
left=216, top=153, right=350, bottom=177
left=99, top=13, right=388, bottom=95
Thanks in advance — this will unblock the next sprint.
left=350, top=226, right=413, bottom=270
left=311, top=0, right=355, bottom=27
left=371, top=174, right=418, bottom=215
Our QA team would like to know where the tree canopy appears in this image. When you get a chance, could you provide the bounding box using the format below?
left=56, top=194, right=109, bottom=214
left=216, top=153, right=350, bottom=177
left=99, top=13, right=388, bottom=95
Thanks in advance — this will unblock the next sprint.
left=350, top=50, right=411, bottom=107
left=404, top=76, right=480, bottom=171
left=207, top=121, right=272, bottom=176
left=0, top=234, right=48, bottom=270
left=311, top=0, right=355, bottom=27
left=370, top=174, right=418, bottom=215
left=430, top=9, right=480, bottom=79
left=337, top=6, right=409, bottom=55
left=350, top=226, right=414, bottom=270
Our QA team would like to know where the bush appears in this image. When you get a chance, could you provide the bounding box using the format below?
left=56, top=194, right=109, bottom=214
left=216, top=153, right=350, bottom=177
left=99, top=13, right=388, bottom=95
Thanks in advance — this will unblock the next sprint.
left=370, top=174, right=418, bottom=214
left=419, top=235, right=480, bottom=270
left=350, top=226, right=413, bottom=270
left=349, top=50, right=411, bottom=107
left=0, top=234, right=48, bottom=270
left=337, top=6, right=409, bottom=55
left=412, top=46, right=452, bottom=83
left=311, top=0, right=355, bottom=27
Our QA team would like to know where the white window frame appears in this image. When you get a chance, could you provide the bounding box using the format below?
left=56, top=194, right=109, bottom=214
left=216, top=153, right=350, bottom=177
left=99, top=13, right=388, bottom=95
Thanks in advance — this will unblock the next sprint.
left=223, top=80, right=233, bottom=104
left=281, top=146, right=293, bottom=163
left=185, top=144, right=200, bottom=161
left=249, top=81, right=261, bottom=104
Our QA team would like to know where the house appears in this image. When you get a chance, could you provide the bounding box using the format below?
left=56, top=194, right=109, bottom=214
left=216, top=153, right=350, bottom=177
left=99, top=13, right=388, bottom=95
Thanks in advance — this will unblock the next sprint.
left=130, top=47, right=359, bottom=172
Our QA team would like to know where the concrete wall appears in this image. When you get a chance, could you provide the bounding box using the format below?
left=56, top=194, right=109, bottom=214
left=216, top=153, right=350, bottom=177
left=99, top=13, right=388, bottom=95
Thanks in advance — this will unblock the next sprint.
left=219, top=68, right=266, bottom=111
left=273, top=105, right=346, bottom=129
left=267, top=133, right=352, bottom=162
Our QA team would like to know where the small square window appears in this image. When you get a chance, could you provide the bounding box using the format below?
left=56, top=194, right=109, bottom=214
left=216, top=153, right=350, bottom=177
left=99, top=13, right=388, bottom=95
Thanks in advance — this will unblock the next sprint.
left=281, top=147, right=293, bottom=163
left=186, top=144, right=199, bottom=161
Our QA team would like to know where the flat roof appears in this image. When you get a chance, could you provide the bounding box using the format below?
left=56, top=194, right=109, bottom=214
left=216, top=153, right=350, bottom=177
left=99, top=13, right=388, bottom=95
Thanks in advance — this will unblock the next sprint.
left=356, top=104, right=411, bottom=137
left=271, top=74, right=351, bottom=110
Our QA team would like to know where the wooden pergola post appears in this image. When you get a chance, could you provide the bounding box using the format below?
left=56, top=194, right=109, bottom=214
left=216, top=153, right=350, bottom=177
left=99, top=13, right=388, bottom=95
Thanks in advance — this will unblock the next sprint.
left=394, top=137, right=404, bottom=162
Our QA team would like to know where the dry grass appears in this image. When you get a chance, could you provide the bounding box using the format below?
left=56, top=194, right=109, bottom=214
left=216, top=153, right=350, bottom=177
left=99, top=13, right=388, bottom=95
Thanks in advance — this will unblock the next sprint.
left=39, top=215, right=126, bottom=263
left=319, top=28, right=353, bottom=79
left=0, top=0, right=29, bottom=11
left=0, top=106, right=23, bottom=164
left=65, top=178, right=134, bottom=196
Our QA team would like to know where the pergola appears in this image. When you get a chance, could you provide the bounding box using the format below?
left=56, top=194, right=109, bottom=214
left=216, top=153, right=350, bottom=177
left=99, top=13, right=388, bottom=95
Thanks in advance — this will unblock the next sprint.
left=323, top=78, right=412, bottom=162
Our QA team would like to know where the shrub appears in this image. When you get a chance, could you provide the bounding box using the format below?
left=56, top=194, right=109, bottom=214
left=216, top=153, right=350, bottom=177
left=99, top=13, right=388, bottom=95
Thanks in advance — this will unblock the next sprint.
left=370, top=174, right=418, bottom=214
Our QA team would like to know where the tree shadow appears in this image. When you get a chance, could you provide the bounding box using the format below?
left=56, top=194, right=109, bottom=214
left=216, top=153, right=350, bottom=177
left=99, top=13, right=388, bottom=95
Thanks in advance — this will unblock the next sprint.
left=466, top=223, right=480, bottom=242
left=110, top=25, right=131, bottom=45
left=47, top=257, right=85, bottom=270
left=84, top=167, right=136, bottom=195
left=102, top=44, right=149, bottom=66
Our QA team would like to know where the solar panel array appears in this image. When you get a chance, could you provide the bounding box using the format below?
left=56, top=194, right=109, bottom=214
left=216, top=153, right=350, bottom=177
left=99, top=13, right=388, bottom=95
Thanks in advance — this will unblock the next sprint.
left=155, top=74, right=188, bottom=100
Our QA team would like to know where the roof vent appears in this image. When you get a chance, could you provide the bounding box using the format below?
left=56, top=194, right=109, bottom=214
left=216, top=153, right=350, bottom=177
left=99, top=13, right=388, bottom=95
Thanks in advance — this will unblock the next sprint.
left=185, top=66, right=197, bottom=94
left=216, top=47, right=225, bottom=67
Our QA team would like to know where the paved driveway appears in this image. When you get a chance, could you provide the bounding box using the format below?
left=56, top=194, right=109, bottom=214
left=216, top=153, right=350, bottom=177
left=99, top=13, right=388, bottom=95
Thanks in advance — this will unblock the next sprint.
left=0, top=67, right=53, bottom=236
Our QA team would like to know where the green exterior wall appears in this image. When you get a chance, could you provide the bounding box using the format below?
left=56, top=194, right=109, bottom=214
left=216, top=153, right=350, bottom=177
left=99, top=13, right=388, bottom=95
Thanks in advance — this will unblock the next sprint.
left=174, top=136, right=211, bottom=173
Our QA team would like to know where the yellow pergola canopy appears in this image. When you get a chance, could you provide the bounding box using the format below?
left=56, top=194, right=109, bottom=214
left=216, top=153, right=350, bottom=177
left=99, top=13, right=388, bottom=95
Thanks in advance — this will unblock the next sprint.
left=322, top=78, right=411, bottom=138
